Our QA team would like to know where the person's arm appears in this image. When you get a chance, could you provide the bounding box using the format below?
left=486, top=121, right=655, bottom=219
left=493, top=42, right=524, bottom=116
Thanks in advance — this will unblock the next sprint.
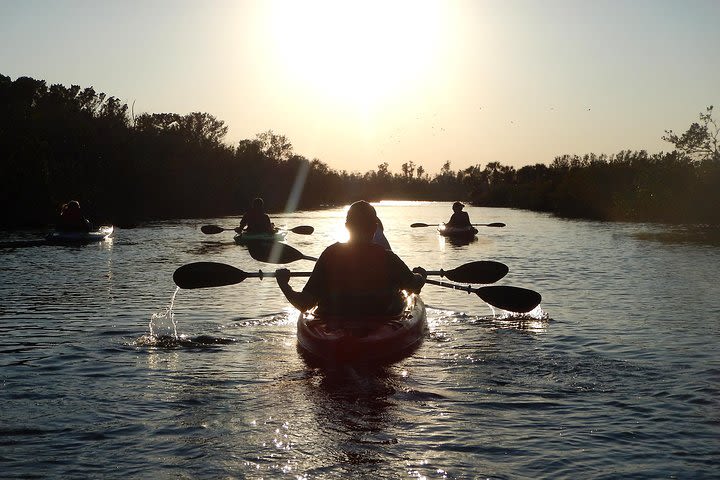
left=446, top=212, right=458, bottom=227
left=238, top=214, right=248, bottom=230
left=275, top=268, right=318, bottom=312
left=388, top=253, right=426, bottom=294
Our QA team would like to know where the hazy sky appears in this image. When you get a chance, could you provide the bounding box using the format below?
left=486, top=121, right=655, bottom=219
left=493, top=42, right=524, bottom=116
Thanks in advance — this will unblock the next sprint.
left=2, top=0, right=718, bottom=174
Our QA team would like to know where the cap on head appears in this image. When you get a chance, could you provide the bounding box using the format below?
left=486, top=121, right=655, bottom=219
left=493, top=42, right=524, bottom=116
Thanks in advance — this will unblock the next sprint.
left=252, top=197, right=264, bottom=209
left=452, top=201, right=464, bottom=212
left=346, top=200, right=378, bottom=235
left=67, top=200, right=81, bottom=210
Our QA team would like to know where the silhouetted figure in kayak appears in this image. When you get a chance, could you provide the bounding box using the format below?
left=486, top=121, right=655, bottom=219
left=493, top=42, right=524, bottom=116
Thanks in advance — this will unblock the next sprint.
left=56, top=200, right=91, bottom=232
left=238, top=197, right=274, bottom=234
left=276, top=200, right=425, bottom=316
left=446, top=201, right=472, bottom=228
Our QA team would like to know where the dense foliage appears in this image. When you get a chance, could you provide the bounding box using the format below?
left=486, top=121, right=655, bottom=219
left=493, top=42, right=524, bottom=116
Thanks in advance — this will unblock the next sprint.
left=1, top=74, right=718, bottom=227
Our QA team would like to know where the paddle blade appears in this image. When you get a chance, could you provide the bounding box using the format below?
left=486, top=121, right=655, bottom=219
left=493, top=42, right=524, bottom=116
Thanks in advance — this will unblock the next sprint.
left=290, top=225, right=314, bottom=235
left=173, top=262, right=248, bottom=289
left=410, top=223, right=432, bottom=228
left=247, top=241, right=316, bottom=264
left=486, top=222, right=506, bottom=227
left=444, top=261, right=509, bottom=284
left=200, top=225, right=225, bottom=234
left=475, top=286, right=542, bottom=313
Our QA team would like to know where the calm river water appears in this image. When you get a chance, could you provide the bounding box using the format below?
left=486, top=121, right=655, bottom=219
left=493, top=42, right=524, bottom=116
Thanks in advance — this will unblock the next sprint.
left=1, top=201, right=718, bottom=479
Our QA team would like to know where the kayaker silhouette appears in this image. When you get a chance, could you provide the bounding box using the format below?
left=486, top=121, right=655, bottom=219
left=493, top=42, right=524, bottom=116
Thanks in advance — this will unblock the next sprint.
left=56, top=200, right=91, bottom=232
left=276, top=200, right=426, bottom=316
left=238, top=197, right=274, bottom=234
left=446, top=201, right=472, bottom=228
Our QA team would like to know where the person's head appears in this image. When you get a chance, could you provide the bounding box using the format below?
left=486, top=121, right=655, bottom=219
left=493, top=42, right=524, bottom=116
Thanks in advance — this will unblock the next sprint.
left=251, top=197, right=264, bottom=210
left=452, top=201, right=464, bottom=212
left=345, top=200, right=378, bottom=241
left=65, top=200, right=81, bottom=211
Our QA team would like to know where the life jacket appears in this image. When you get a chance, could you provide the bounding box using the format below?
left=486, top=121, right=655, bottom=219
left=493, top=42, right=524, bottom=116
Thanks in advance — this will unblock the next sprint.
left=317, top=242, right=398, bottom=315
left=447, top=211, right=471, bottom=228
left=243, top=210, right=273, bottom=233
left=57, top=208, right=90, bottom=232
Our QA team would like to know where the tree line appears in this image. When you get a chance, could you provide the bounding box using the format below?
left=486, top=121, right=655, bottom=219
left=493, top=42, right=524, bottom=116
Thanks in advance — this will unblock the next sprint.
left=1, top=73, right=718, bottom=227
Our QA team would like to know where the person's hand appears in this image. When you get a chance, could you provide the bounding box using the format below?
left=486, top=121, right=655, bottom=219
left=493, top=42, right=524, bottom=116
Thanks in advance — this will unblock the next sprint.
left=275, top=268, right=290, bottom=287
left=411, top=267, right=426, bottom=293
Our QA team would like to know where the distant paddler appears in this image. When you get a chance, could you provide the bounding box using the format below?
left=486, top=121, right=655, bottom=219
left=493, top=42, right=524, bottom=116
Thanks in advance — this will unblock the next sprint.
left=446, top=201, right=472, bottom=228
left=237, top=197, right=275, bottom=234
left=57, top=200, right=91, bottom=232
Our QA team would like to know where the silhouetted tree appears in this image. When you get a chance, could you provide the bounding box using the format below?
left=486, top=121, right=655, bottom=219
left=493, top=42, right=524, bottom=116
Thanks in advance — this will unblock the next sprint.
left=663, top=106, right=719, bottom=162
left=1, top=73, right=718, bottom=227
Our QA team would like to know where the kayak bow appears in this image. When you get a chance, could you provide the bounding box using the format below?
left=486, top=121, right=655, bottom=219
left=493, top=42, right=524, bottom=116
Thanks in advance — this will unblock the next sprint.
left=437, top=223, right=478, bottom=238
left=46, top=226, right=114, bottom=244
left=233, top=229, right=287, bottom=245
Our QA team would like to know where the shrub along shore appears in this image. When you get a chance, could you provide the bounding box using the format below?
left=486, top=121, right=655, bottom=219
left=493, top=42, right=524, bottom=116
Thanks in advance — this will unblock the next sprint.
left=2, top=74, right=718, bottom=228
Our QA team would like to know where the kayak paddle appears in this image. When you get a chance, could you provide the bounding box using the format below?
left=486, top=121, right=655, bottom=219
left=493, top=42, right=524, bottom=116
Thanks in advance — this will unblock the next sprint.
left=424, top=278, right=542, bottom=313
left=200, top=224, right=314, bottom=235
left=173, top=262, right=311, bottom=289
left=172, top=262, right=540, bottom=313
left=246, top=242, right=508, bottom=284
left=410, top=222, right=506, bottom=228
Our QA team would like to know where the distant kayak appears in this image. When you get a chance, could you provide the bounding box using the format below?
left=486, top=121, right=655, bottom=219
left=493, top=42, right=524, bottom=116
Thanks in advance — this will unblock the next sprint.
left=233, top=229, right=287, bottom=245
left=46, top=226, right=114, bottom=244
left=437, top=223, right=478, bottom=238
left=296, top=293, right=427, bottom=364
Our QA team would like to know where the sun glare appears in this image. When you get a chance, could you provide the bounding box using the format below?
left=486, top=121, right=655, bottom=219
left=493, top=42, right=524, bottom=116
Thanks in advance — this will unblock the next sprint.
left=267, top=0, right=445, bottom=114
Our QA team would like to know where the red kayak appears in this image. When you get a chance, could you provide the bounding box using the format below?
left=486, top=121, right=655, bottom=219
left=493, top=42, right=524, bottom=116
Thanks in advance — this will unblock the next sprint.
left=296, top=293, right=427, bottom=364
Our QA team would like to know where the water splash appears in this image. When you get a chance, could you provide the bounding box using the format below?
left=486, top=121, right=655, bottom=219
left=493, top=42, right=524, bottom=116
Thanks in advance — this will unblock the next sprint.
left=135, top=288, right=183, bottom=346
left=134, top=288, right=237, bottom=348
left=149, top=287, right=180, bottom=339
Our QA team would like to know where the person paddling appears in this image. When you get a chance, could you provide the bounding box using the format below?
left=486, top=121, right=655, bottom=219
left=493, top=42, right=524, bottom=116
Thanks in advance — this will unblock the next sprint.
left=276, top=201, right=425, bottom=316
left=238, top=197, right=274, bottom=234
left=56, top=200, right=91, bottom=232
left=446, top=201, right=472, bottom=228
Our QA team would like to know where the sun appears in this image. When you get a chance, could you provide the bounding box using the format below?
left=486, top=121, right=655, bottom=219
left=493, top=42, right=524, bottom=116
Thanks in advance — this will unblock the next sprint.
left=266, top=0, right=445, bottom=113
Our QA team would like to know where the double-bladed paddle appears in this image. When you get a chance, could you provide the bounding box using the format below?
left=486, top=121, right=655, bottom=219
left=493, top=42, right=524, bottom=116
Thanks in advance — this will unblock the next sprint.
left=246, top=241, right=509, bottom=284
left=172, top=262, right=540, bottom=313
left=410, top=222, right=506, bottom=228
left=424, top=278, right=542, bottom=313
left=200, top=224, right=314, bottom=235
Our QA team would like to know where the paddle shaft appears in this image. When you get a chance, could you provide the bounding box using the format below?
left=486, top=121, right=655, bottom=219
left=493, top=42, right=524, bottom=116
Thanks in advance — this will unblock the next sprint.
left=244, top=270, right=311, bottom=279
left=424, top=278, right=478, bottom=292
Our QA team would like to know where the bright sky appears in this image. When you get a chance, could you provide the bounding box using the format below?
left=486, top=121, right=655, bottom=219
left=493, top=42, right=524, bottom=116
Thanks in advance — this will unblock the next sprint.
left=2, top=0, right=719, bottom=174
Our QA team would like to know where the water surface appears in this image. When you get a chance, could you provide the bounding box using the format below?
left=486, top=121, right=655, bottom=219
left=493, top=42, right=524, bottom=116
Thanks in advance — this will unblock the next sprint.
left=1, top=202, right=718, bottom=478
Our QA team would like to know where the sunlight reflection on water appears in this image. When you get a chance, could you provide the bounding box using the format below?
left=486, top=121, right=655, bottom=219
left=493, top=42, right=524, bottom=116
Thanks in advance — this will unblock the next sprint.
left=1, top=202, right=719, bottom=478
